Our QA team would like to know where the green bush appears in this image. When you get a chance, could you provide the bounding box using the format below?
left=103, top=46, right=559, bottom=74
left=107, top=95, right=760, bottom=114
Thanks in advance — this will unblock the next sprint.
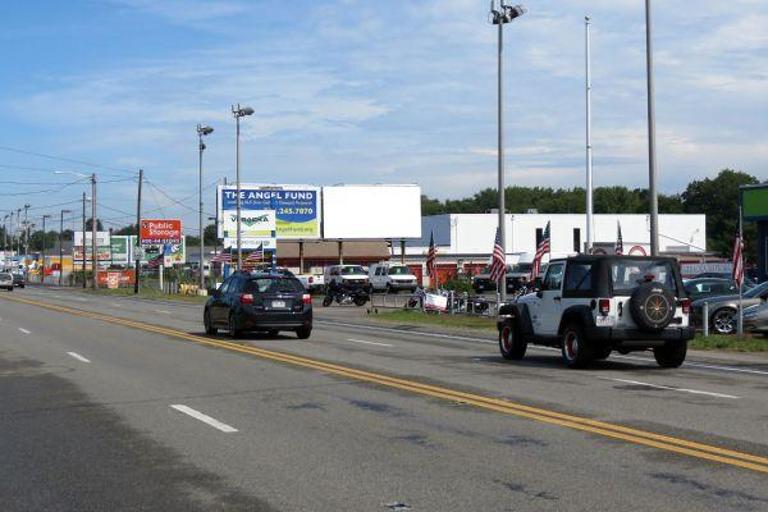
left=440, top=277, right=473, bottom=294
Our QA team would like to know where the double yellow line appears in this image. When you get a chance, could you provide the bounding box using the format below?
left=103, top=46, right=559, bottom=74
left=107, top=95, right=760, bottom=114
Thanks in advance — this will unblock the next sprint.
left=4, top=293, right=768, bottom=474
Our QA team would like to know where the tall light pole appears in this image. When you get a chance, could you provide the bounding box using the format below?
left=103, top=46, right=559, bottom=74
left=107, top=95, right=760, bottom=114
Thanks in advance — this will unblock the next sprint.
left=585, top=15, right=594, bottom=254
left=15, top=209, right=21, bottom=257
left=59, top=209, right=71, bottom=286
left=41, top=214, right=51, bottom=284
left=2, top=214, right=7, bottom=266
left=10, top=210, right=15, bottom=257
left=197, top=124, right=214, bottom=290
left=23, top=204, right=30, bottom=256
left=490, top=2, right=526, bottom=301
left=232, top=104, right=254, bottom=271
left=82, top=192, right=87, bottom=289
left=91, top=173, right=97, bottom=289
left=645, top=0, right=659, bottom=255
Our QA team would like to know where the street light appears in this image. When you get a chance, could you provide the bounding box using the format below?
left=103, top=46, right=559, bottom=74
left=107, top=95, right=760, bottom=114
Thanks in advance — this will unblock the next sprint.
left=23, top=203, right=30, bottom=256
left=490, top=1, right=525, bottom=302
left=232, top=104, right=254, bottom=271
left=644, top=0, right=659, bottom=255
left=197, top=124, right=214, bottom=292
left=41, top=214, right=51, bottom=284
left=59, top=209, right=71, bottom=286
left=55, top=171, right=97, bottom=288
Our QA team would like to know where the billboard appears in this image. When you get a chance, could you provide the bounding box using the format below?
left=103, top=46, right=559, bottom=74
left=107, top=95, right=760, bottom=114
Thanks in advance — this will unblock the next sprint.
left=322, top=185, right=422, bottom=239
left=110, top=235, right=131, bottom=264
left=74, top=232, right=111, bottom=262
left=218, top=185, right=321, bottom=239
left=222, top=210, right=276, bottom=239
left=742, top=185, right=768, bottom=221
left=140, top=219, right=182, bottom=246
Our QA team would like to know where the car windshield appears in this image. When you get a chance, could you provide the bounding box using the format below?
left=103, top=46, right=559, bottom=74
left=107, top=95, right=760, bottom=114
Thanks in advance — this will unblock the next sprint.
left=0, top=273, right=11, bottom=279
left=510, top=263, right=532, bottom=273
left=244, top=278, right=303, bottom=294
left=611, top=259, right=677, bottom=294
left=745, top=281, right=768, bottom=299
left=341, top=266, right=366, bottom=275
left=388, top=266, right=410, bottom=275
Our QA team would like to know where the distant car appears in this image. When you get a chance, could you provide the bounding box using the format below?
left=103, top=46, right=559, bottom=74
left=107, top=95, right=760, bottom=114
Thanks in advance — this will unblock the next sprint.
left=0, top=272, right=13, bottom=291
left=204, top=271, right=312, bottom=339
left=472, top=263, right=533, bottom=294
left=369, top=263, right=418, bottom=293
left=743, top=303, right=768, bottom=336
left=11, top=272, right=25, bottom=288
left=295, top=272, right=325, bottom=293
left=691, top=281, right=768, bottom=335
left=683, top=278, right=739, bottom=302
left=324, top=264, right=370, bottom=291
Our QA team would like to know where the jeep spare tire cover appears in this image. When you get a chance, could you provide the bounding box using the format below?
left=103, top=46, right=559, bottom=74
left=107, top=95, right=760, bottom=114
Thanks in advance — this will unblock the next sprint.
left=629, top=282, right=676, bottom=331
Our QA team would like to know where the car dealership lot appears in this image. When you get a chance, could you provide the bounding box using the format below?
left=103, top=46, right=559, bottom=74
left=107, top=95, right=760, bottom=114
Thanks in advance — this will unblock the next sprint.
left=2, top=286, right=768, bottom=510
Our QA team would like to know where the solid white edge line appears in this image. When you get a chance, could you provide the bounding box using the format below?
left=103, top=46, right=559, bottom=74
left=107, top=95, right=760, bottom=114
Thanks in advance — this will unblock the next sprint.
left=317, top=320, right=768, bottom=376
left=346, top=338, right=394, bottom=347
left=605, top=377, right=739, bottom=399
left=170, top=404, right=238, bottom=433
left=66, top=352, right=91, bottom=363
left=18, top=327, right=31, bottom=334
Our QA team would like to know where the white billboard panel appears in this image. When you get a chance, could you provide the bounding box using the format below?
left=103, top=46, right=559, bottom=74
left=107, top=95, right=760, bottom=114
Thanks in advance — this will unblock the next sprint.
left=322, top=185, right=422, bottom=239
left=222, top=210, right=276, bottom=238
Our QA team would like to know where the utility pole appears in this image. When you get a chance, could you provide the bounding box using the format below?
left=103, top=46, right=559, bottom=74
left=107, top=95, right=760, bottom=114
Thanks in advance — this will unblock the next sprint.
left=197, top=124, right=214, bottom=291
left=134, top=169, right=143, bottom=294
left=23, top=204, right=30, bottom=257
left=9, top=211, right=14, bottom=257
left=91, top=173, right=97, bottom=289
left=490, top=2, right=526, bottom=302
left=585, top=15, right=594, bottom=254
left=59, top=209, right=71, bottom=286
left=41, top=214, right=50, bottom=284
left=82, top=192, right=87, bottom=289
left=645, top=0, right=660, bottom=255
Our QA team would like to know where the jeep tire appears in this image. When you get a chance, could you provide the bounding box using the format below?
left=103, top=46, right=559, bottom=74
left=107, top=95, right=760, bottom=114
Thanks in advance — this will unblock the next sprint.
left=561, top=323, right=593, bottom=368
left=499, top=321, right=526, bottom=360
left=629, top=282, right=676, bottom=331
left=653, top=341, right=687, bottom=368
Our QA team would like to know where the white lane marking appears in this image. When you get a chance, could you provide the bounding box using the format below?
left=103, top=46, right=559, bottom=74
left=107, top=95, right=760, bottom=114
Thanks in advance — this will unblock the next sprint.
left=604, top=378, right=740, bottom=399
left=318, top=321, right=768, bottom=377
left=346, top=338, right=394, bottom=347
left=157, top=310, right=172, bottom=315
left=111, top=302, right=122, bottom=308
left=18, top=328, right=31, bottom=334
left=170, top=404, right=238, bottom=433
left=67, top=352, right=91, bottom=363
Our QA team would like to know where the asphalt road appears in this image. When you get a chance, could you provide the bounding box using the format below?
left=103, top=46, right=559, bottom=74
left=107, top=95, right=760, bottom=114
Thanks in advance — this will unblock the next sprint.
left=1, top=286, right=768, bottom=511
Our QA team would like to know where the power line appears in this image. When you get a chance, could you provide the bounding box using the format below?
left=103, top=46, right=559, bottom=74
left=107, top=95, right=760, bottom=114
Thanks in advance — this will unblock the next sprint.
left=0, top=145, right=135, bottom=175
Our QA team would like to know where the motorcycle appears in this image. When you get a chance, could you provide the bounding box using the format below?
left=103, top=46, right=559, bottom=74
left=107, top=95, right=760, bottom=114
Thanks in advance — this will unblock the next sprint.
left=323, top=285, right=370, bottom=307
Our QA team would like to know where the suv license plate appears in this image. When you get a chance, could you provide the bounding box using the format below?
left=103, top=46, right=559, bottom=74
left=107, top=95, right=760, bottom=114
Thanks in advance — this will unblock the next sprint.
left=595, top=316, right=615, bottom=327
left=271, top=300, right=286, bottom=309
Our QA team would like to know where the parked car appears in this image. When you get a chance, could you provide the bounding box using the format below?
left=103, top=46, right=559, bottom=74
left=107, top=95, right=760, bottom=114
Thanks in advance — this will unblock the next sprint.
left=295, top=272, right=325, bottom=293
left=691, top=281, right=768, bottom=335
left=472, top=263, right=534, bottom=294
left=324, top=264, right=370, bottom=291
left=0, top=272, right=13, bottom=291
left=743, top=303, right=768, bottom=336
left=12, top=272, right=25, bottom=288
left=369, top=263, right=418, bottom=293
left=498, top=255, right=693, bottom=368
left=204, top=271, right=312, bottom=339
left=683, top=278, right=739, bottom=302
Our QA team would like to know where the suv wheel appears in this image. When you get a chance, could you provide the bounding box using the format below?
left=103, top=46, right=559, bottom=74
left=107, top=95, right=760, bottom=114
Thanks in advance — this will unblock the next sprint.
left=296, top=326, right=312, bottom=339
left=561, top=323, right=593, bottom=368
left=653, top=342, right=687, bottom=368
left=712, top=308, right=736, bottom=335
left=499, top=321, right=526, bottom=360
left=204, top=309, right=217, bottom=335
left=228, top=313, right=242, bottom=339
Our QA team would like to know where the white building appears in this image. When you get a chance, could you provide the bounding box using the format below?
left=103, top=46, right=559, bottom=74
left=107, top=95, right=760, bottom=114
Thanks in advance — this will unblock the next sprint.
left=401, top=213, right=706, bottom=264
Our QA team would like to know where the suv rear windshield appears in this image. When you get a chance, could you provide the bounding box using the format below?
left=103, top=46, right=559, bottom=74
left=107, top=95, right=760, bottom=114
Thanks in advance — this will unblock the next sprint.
left=341, top=266, right=366, bottom=275
left=244, top=277, right=304, bottom=294
left=611, top=259, right=677, bottom=294
left=388, top=266, right=410, bottom=275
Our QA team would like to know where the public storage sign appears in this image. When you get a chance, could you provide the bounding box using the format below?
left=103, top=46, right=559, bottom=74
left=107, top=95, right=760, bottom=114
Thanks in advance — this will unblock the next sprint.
left=140, top=219, right=182, bottom=246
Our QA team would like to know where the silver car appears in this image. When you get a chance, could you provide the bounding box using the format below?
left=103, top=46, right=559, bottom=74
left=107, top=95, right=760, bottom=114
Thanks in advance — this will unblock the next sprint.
left=743, top=303, right=768, bottom=336
left=692, top=281, right=768, bottom=335
left=0, top=272, right=14, bottom=291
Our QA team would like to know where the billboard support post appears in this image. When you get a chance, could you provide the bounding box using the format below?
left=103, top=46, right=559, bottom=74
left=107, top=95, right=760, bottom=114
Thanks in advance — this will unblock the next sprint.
left=134, top=169, right=143, bottom=294
left=299, top=241, right=304, bottom=274
left=82, top=192, right=87, bottom=289
left=91, top=173, right=98, bottom=290
left=338, top=241, right=344, bottom=265
left=400, top=240, right=406, bottom=264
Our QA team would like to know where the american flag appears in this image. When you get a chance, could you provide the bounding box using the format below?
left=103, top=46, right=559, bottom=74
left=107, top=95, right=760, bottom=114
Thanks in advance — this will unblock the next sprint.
left=244, top=245, right=264, bottom=263
left=210, top=251, right=232, bottom=263
left=731, top=231, right=744, bottom=288
left=615, top=221, right=624, bottom=255
left=531, top=221, right=551, bottom=279
left=426, top=231, right=437, bottom=280
left=488, top=227, right=506, bottom=283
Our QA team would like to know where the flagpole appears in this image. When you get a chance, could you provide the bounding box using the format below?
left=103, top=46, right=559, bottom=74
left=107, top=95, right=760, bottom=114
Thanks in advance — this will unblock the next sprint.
left=738, top=205, right=744, bottom=339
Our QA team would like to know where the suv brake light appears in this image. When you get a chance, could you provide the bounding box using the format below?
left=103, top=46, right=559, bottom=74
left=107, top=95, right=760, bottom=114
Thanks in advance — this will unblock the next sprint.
left=679, top=298, right=691, bottom=315
left=302, top=293, right=312, bottom=305
left=239, top=293, right=254, bottom=304
left=598, top=299, right=610, bottom=315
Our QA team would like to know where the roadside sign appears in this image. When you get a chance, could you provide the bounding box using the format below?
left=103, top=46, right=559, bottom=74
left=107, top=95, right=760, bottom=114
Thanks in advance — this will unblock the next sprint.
left=140, top=219, right=182, bottom=246
left=223, top=210, right=276, bottom=238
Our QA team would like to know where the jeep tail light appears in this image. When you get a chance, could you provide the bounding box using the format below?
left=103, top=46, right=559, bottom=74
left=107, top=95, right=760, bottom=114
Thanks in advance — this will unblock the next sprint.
left=302, top=294, right=312, bottom=305
left=680, top=298, right=691, bottom=315
left=599, top=299, right=610, bottom=315
left=239, top=293, right=254, bottom=304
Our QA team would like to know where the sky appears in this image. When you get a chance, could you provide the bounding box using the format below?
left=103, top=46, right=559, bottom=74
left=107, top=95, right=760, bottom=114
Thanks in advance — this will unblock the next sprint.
left=0, top=0, right=766, bottom=234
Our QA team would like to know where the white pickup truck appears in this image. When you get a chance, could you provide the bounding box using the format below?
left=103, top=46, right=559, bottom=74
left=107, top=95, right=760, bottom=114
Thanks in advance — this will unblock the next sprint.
left=295, top=272, right=325, bottom=293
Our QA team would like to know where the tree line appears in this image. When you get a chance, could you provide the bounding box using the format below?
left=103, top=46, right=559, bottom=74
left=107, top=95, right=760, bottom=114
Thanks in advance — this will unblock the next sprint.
left=422, top=169, right=763, bottom=260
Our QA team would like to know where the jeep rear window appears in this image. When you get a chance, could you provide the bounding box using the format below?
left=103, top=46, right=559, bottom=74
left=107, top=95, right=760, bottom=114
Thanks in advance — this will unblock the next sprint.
left=611, top=259, right=677, bottom=294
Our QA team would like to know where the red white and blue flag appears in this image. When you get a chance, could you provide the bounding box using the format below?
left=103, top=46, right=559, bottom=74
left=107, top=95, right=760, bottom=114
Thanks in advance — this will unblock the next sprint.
left=488, top=227, right=506, bottom=283
left=426, top=231, right=437, bottom=280
left=531, top=221, right=551, bottom=279
left=615, top=221, right=624, bottom=255
left=732, top=232, right=744, bottom=288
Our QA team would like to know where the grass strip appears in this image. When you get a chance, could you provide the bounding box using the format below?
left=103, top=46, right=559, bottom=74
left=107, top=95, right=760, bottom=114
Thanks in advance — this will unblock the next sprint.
left=372, top=309, right=496, bottom=331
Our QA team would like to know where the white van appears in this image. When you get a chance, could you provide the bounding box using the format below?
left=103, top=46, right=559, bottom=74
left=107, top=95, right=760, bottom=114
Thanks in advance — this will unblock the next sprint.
left=369, top=263, right=418, bottom=293
left=324, top=264, right=370, bottom=290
